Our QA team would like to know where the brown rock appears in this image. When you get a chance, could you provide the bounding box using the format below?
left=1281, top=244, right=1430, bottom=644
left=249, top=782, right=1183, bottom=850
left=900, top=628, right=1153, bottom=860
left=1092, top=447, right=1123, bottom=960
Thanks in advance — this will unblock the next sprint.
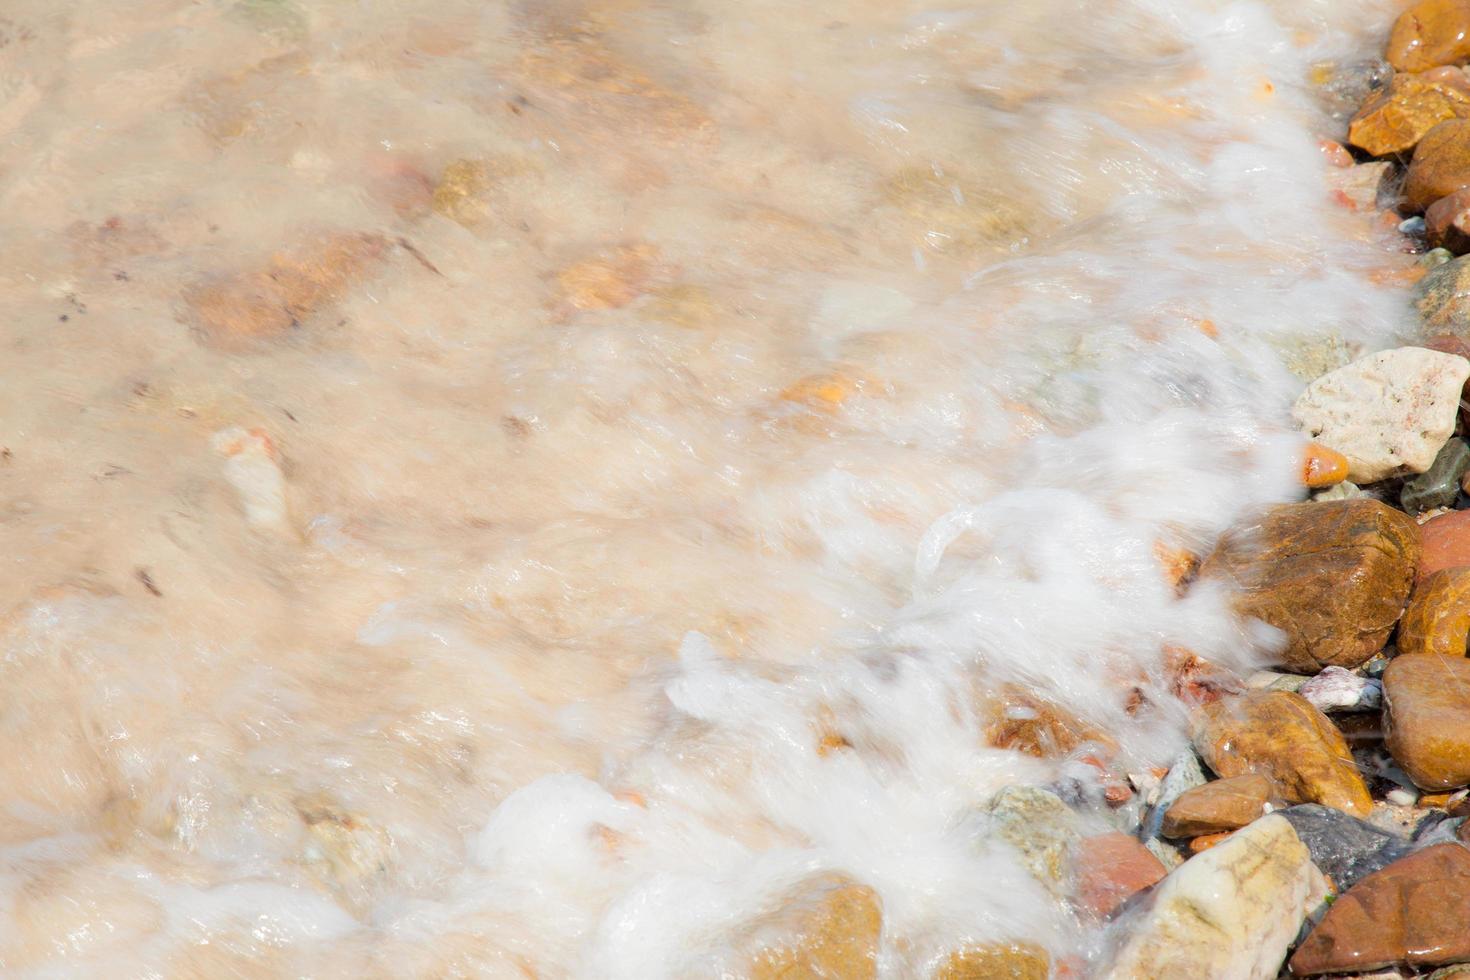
left=1398, top=568, right=1470, bottom=657
left=934, top=943, right=1049, bottom=980
left=1388, top=0, right=1470, bottom=73
left=1348, top=69, right=1470, bottom=156
left=983, top=685, right=1116, bottom=759
left=745, top=875, right=880, bottom=980
left=1420, top=509, right=1470, bottom=580
left=186, top=232, right=388, bottom=345
left=1161, top=774, right=1275, bottom=838
left=1428, top=187, right=1470, bottom=252
left=1384, top=655, right=1470, bottom=790
left=1200, top=500, right=1419, bottom=672
left=1408, top=120, right=1470, bottom=212
left=1288, top=842, right=1470, bottom=974
left=1071, top=832, right=1166, bottom=919
left=1162, top=647, right=1244, bottom=707
left=1193, top=691, right=1373, bottom=817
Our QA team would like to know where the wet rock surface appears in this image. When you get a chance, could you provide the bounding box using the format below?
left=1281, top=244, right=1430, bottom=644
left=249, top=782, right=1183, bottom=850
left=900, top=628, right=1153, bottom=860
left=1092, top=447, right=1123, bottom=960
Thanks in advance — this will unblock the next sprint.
left=1401, top=438, right=1470, bottom=514
left=1388, top=0, right=1470, bottom=72
left=1289, top=842, right=1470, bottom=975
left=1161, top=774, right=1274, bottom=838
left=1348, top=69, right=1470, bottom=156
left=1384, top=655, right=1470, bottom=790
left=1418, top=253, right=1470, bottom=336
left=1397, top=568, right=1470, bottom=657
left=744, top=875, right=881, bottom=980
left=1407, top=119, right=1470, bottom=213
left=1071, top=832, right=1166, bottom=919
left=1199, top=500, right=1418, bottom=672
left=1278, top=803, right=1414, bottom=891
left=1193, top=691, right=1373, bottom=816
left=1100, top=815, right=1326, bottom=980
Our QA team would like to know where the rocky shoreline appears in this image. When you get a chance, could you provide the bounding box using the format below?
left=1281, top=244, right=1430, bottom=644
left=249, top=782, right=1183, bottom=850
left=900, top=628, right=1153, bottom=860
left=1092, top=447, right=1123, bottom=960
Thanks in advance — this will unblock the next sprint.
left=742, top=4, right=1470, bottom=978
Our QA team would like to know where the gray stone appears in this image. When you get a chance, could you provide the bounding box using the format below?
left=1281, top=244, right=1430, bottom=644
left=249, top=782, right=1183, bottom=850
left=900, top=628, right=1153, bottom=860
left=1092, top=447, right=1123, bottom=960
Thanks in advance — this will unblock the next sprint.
left=986, top=785, right=1079, bottom=897
left=1141, top=750, right=1207, bottom=844
left=1299, top=666, right=1383, bottom=713
left=1277, top=803, right=1413, bottom=890
left=1402, top=439, right=1470, bottom=514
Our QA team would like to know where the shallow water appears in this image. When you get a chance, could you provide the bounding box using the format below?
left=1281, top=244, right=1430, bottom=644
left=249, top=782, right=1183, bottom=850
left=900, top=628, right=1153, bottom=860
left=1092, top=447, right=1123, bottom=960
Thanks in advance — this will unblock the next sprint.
left=0, top=0, right=1418, bottom=975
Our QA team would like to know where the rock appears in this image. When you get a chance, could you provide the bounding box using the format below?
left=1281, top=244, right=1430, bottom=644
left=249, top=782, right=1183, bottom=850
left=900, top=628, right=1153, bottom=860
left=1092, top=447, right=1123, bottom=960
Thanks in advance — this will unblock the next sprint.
left=1162, top=646, right=1243, bottom=707
left=1300, top=666, right=1384, bottom=714
left=186, top=232, right=388, bottom=345
left=1419, top=509, right=1470, bottom=580
left=556, top=244, right=659, bottom=312
left=1161, top=774, right=1275, bottom=838
left=744, top=874, right=880, bottom=980
left=1428, top=188, right=1470, bottom=253
left=934, top=943, right=1049, bottom=980
left=982, top=686, right=1115, bottom=759
left=1193, top=691, right=1373, bottom=817
left=1271, top=331, right=1360, bottom=383
left=1278, top=803, right=1415, bottom=890
left=1409, top=120, right=1470, bottom=213
left=1247, top=671, right=1309, bottom=693
left=211, top=428, right=295, bottom=538
left=1141, top=750, right=1209, bottom=845
left=1398, top=568, right=1470, bottom=657
left=1301, top=442, right=1351, bottom=488
left=1311, top=59, right=1394, bottom=121
left=1071, top=831, right=1167, bottom=919
left=1388, top=0, right=1470, bottom=73
left=1384, top=655, right=1470, bottom=790
left=1291, top=348, right=1470, bottom=484
left=1327, top=161, right=1393, bottom=212
left=1199, top=500, right=1419, bottom=672
left=987, top=786, right=1079, bottom=897
left=1187, top=831, right=1233, bottom=853
left=1099, top=815, right=1327, bottom=980
left=1417, top=253, right=1470, bottom=336
left=1431, top=966, right=1470, bottom=979
left=1289, top=842, right=1470, bottom=974
left=1403, top=439, right=1470, bottom=514
left=1348, top=69, right=1470, bottom=156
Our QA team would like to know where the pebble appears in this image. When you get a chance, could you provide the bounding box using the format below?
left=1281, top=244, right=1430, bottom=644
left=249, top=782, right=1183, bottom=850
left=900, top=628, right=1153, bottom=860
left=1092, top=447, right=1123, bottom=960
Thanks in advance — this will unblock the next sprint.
left=1397, top=568, right=1470, bottom=656
left=1417, top=253, right=1470, bottom=335
left=1402, top=438, right=1470, bottom=513
left=1388, top=0, right=1470, bottom=72
left=1348, top=69, right=1470, bottom=157
left=1199, top=500, right=1418, bottom=672
left=1407, top=119, right=1470, bottom=211
left=1278, top=803, right=1414, bottom=891
left=935, top=944, right=1049, bottom=980
left=1194, top=691, right=1373, bottom=817
left=1301, top=441, right=1351, bottom=488
left=1427, top=187, right=1470, bottom=252
left=211, top=428, right=295, bottom=538
left=1291, top=348, right=1470, bottom=484
left=1401, top=215, right=1430, bottom=235
left=1384, top=654, right=1470, bottom=789
left=1386, top=787, right=1421, bottom=807
left=1418, top=509, right=1470, bottom=580
left=1299, top=666, right=1383, bottom=713
left=1290, top=842, right=1470, bottom=975
left=1070, top=832, right=1166, bottom=920
left=1161, top=774, right=1275, bottom=838
left=742, top=874, right=880, bottom=980
left=1099, top=815, right=1328, bottom=980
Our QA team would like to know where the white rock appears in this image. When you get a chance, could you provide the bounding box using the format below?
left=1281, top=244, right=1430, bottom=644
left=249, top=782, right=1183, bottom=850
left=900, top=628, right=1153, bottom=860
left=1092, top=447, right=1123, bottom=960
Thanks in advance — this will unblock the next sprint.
left=1291, top=347, right=1470, bottom=484
left=212, top=427, right=295, bottom=537
left=1101, top=814, right=1329, bottom=980
left=1299, top=666, right=1382, bottom=713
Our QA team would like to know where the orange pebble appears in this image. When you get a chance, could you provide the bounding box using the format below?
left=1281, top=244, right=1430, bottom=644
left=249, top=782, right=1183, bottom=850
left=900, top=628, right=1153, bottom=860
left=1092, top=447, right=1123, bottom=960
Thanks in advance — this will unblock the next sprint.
left=1301, top=442, right=1350, bottom=488
left=1318, top=139, right=1354, bottom=168
left=1188, top=831, right=1232, bottom=853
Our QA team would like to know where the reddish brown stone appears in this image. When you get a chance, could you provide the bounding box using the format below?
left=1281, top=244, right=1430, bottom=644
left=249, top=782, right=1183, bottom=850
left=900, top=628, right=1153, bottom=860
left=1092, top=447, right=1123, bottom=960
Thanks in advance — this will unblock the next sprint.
left=1408, top=119, right=1470, bottom=212
left=1388, top=0, right=1470, bottom=73
left=1428, top=188, right=1470, bottom=252
left=1419, top=509, right=1470, bottom=581
left=1163, top=646, right=1243, bottom=707
left=1200, top=500, right=1419, bottom=672
left=1071, top=832, right=1166, bottom=919
left=1397, top=568, right=1470, bottom=656
left=1161, top=774, right=1274, bottom=838
left=1384, top=654, right=1470, bottom=790
left=1289, top=842, right=1470, bottom=974
left=1193, top=691, right=1373, bottom=817
left=983, top=685, right=1116, bottom=759
left=1186, top=831, right=1232, bottom=853
left=1348, top=70, right=1470, bottom=157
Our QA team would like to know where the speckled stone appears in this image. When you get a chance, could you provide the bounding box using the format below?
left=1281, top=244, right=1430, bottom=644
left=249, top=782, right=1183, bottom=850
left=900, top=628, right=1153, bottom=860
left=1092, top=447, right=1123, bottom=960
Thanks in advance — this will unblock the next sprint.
left=987, top=786, right=1080, bottom=897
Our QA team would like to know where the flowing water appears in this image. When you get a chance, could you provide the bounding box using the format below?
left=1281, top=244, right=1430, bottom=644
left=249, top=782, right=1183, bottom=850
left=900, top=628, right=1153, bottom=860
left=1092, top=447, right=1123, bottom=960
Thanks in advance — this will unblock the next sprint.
left=0, top=0, right=1417, bottom=975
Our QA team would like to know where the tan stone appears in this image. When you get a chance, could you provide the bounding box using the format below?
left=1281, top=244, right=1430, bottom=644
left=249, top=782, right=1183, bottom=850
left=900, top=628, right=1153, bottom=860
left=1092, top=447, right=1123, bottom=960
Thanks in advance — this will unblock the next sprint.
left=186, top=232, right=388, bottom=345
left=557, top=244, right=659, bottom=311
left=1289, top=842, right=1470, bottom=974
left=1408, top=120, right=1470, bottom=212
left=934, top=943, right=1049, bottom=980
left=1199, top=500, right=1419, bottom=672
left=745, top=875, right=881, bottom=980
left=1397, top=568, right=1470, bottom=657
left=1384, top=654, right=1470, bottom=790
left=1388, top=0, right=1470, bottom=73
left=1193, top=691, right=1373, bottom=817
left=1100, top=815, right=1328, bottom=980
left=982, top=685, right=1116, bottom=759
left=1161, top=774, right=1275, bottom=838
left=1348, top=69, right=1470, bottom=156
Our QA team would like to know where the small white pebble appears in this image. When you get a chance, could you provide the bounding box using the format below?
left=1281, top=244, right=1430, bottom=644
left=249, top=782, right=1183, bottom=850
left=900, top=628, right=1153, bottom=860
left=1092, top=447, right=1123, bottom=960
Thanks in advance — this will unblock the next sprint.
left=1386, top=788, right=1419, bottom=807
